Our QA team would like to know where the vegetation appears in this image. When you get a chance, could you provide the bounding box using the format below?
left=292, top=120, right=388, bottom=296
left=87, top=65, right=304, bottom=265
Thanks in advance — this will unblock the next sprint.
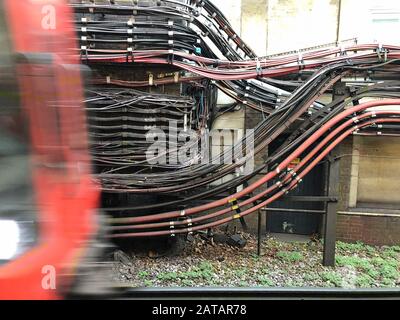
left=116, top=236, right=400, bottom=289
left=155, top=261, right=215, bottom=284
left=276, top=251, right=304, bottom=262
left=257, top=275, right=274, bottom=286
left=321, top=271, right=342, bottom=287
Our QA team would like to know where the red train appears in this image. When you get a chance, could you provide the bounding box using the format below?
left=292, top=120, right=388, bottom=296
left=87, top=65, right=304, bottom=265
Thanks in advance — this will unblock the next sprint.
left=0, top=0, right=99, bottom=299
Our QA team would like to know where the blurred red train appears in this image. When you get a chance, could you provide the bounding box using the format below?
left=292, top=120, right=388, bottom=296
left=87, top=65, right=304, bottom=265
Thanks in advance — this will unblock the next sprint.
left=0, top=0, right=99, bottom=299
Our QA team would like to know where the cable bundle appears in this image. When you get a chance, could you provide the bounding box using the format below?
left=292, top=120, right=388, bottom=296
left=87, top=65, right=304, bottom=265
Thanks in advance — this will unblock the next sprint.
left=69, top=0, right=400, bottom=238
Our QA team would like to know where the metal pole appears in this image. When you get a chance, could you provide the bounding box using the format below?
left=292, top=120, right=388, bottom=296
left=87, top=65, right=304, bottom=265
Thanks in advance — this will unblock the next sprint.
left=323, top=150, right=340, bottom=267
left=257, top=163, right=268, bottom=256
left=257, top=210, right=262, bottom=256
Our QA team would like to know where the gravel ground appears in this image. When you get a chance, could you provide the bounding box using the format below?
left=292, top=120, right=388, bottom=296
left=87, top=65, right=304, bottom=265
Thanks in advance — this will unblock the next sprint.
left=112, top=233, right=400, bottom=289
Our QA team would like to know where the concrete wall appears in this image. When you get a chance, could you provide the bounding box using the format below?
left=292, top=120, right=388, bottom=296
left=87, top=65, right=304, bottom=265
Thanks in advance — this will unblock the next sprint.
left=266, top=0, right=340, bottom=54
left=213, top=0, right=400, bottom=55
left=242, top=0, right=268, bottom=56
left=211, top=0, right=243, bottom=36
left=355, top=136, right=400, bottom=206
left=211, top=0, right=340, bottom=56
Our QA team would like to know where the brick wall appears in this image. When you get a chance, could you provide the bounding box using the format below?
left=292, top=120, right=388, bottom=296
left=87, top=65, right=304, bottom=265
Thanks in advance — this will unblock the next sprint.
left=336, top=136, right=400, bottom=246
left=337, top=214, right=400, bottom=246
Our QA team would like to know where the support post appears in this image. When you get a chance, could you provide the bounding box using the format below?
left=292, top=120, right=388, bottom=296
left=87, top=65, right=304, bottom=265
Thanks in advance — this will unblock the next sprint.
left=257, top=210, right=262, bottom=256
left=323, top=150, right=340, bottom=267
left=257, top=163, right=268, bottom=256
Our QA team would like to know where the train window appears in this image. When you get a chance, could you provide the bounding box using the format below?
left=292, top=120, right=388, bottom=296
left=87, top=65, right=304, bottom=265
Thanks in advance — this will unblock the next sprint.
left=0, top=4, right=36, bottom=262
left=0, top=103, right=37, bottom=262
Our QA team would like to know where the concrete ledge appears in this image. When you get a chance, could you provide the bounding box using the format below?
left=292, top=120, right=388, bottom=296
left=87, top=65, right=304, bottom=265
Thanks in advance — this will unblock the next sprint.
left=338, top=211, right=400, bottom=218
